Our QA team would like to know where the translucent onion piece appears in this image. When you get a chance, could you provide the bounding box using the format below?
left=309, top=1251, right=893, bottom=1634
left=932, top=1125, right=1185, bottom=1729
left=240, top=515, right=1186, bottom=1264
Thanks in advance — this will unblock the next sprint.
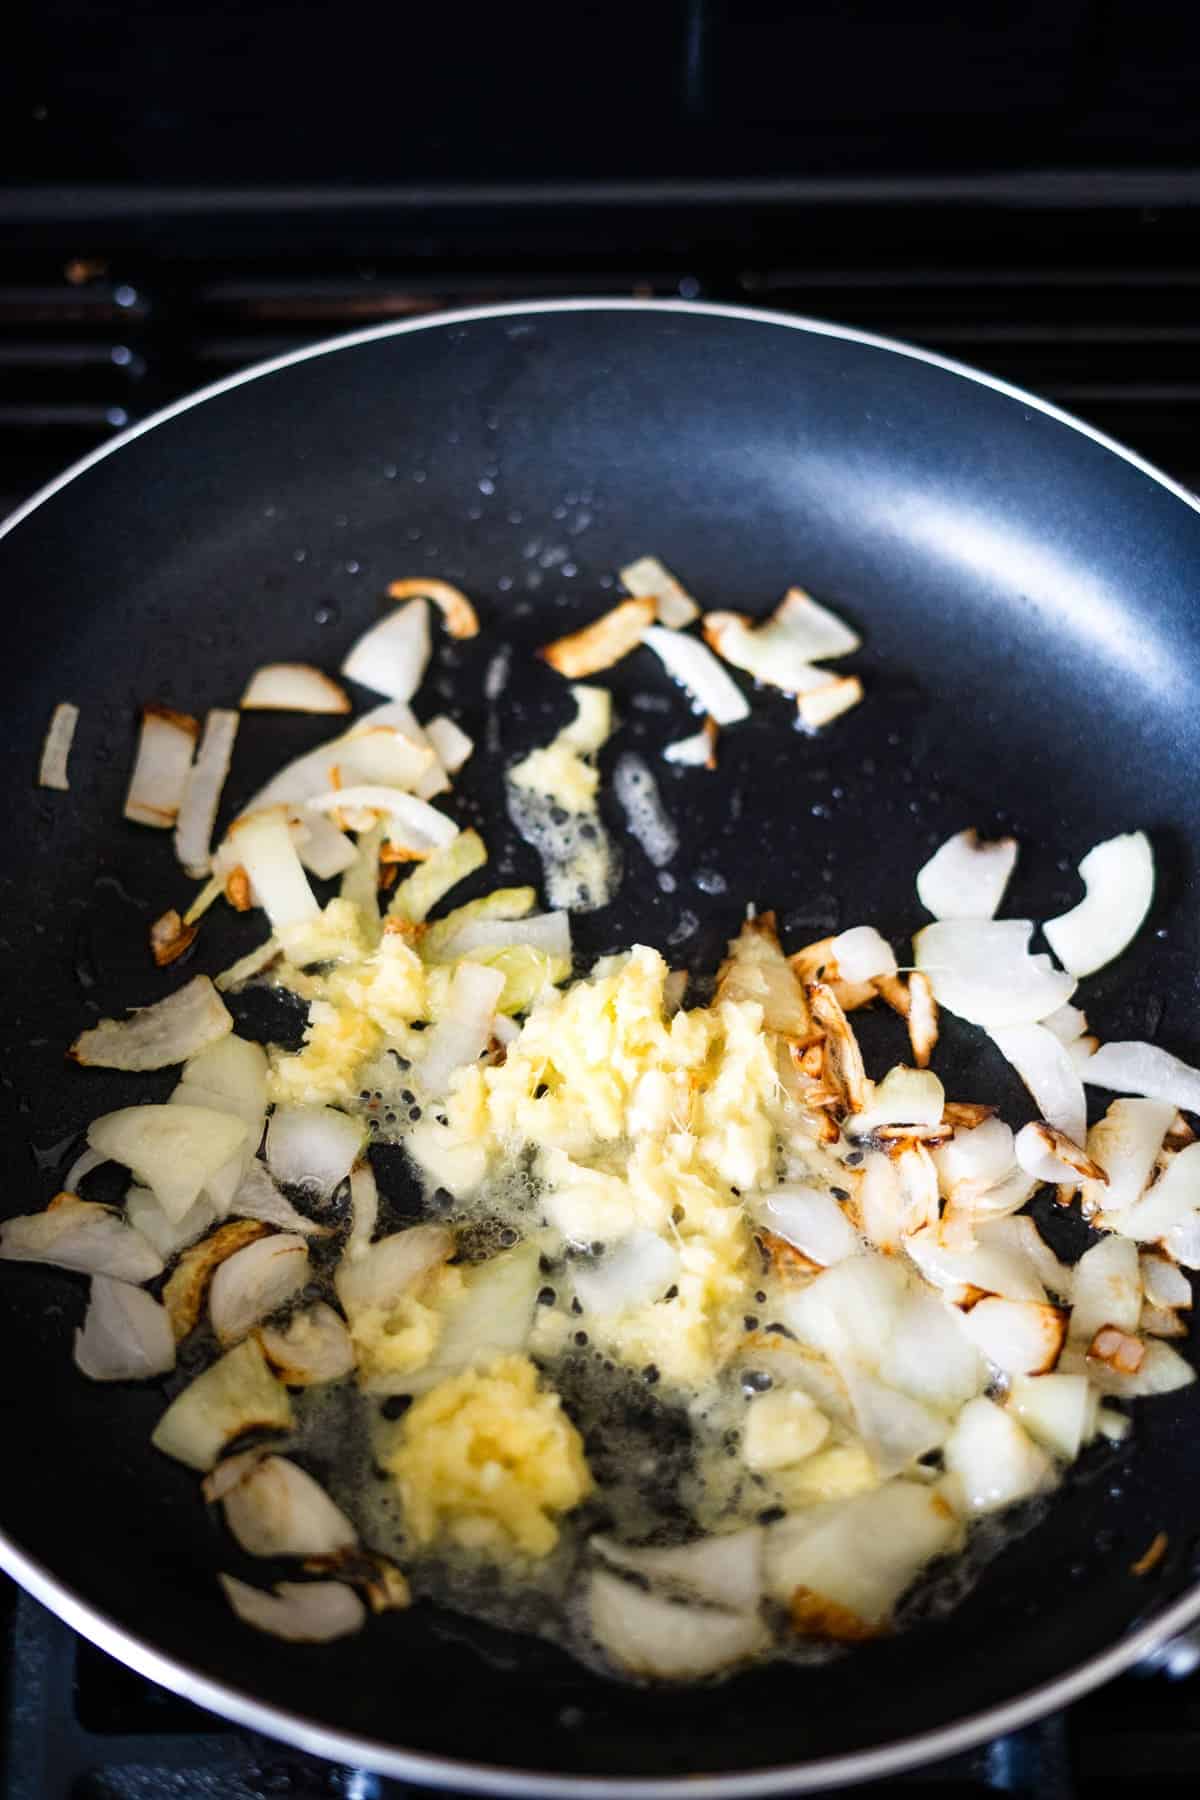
left=1062, top=1336, right=1195, bottom=1399
left=341, top=598, right=431, bottom=701
left=857, top=1151, right=903, bottom=1252
left=782, top=1255, right=910, bottom=1371
left=831, top=926, right=897, bottom=984
left=387, top=829, right=487, bottom=924
left=572, top=1231, right=680, bottom=1314
left=975, top=1216, right=1073, bottom=1302
left=214, top=937, right=280, bottom=993
left=764, top=1481, right=959, bottom=1634
left=1069, top=1236, right=1143, bottom=1341
left=913, top=919, right=1076, bottom=1028
left=540, top=597, right=655, bottom=678
left=742, top=1389, right=831, bottom=1471
left=1164, top=1213, right=1200, bottom=1269
left=230, top=1159, right=325, bottom=1237
left=309, top=786, right=458, bottom=851
left=943, top=1398, right=1052, bottom=1515
left=588, top=1571, right=766, bottom=1679
left=209, top=1233, right=310, bottom=1347
left=124, top=705, right=198, bottom=828
left=701, top=615, right=837, bottom=697
left=1083, top=1098, right=1175, bottom=1218
left=345, top=1161, right=379, bottom=1262
left=89, top=1105, right=248, bottom=1222
left=334, top=1224, right=452, bottom=1319
left=1108, top=1140, right=1200, bottom=1243
left=219, top=1574, right=365, bottom=1642
left=639, top=625, right=749, bottom=725
left=990, top=1024, right=1087, bottom=1147
left=916, top=829, right=1018, bottom=921
left=1040, top=1002, right=1090, bottom=1047
left=152, top=1337, right=291, bottom=1470
left=386, top=577, right=479, bottom=640
left=959, top=1297, right=1067, bottom=1375
left=393, top=1242, right=540, bottom=1398
left=221, top=1454, right=356, bottom=1557
left=0, top=1196, right=163, bottom=1283
left=1140, top=1253, right=1192, bottom=1310
left=183, top=1034, right=267, bottom=1123
left=1081, top=1041, right=1200, bottom=1115
left=424, top=714, right=474, bottom=775
left=174, top=708, right=239, bottom=878
left=591, top=1528, right=763, bottom=1612
left=759, top=1187, right=860, bottom=1267
left=334, top=724, right=435, bottom=791
left=163, top=1220, right=270, bottom=1340
left=38, top=701, right=79, bottom=790
left=663, top=721, right=718, bottom=767
left=1006, top=1372, right=1090, bottom=1460
left=241, top=663, right=349, bottom=713
left=1014, top=1121, right=1100, bottom=1187
left=718, top=915, right=815, bottom=1041
left=63, top=1146, right=107, bottom=1193
left=265, top=1105, right=364, bottom=1201
left=74, top=1276, right=175, bottom=1381
left=934, top=1118, right=1016, bottom=1198
left=619, top=555, right=700, bottom=629
left=904, top=1226, right=1048, bottom=1306
left=257, top=1302, right=356, bottom=1385
left=226, top=806, right=319, bottom=931
left=796, top=676, right=864, bottom=732
left=417, top=962, right=506, bottom=1096
left=886, top=1288, right=987, bottom=1413
left=71, top=975, right=232, bottom=1072
left=440, top=912, right=571, bottom=962
left=1043, top=831, right=1155, bottom=978
left=842, top=1364, right=949, bottom=1474
left=849, top=1064, right=944, bottom=1136
left=125, top=1186, right=215, bottom=1260
left=294, top=809, right=358, bottom=880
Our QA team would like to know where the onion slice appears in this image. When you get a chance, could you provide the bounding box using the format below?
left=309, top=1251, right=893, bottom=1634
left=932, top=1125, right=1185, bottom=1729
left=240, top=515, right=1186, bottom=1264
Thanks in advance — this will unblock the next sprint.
left=640, top=625, right=749, bottom=725
left=257, top=1303, right=356, bottom=1385
left=417, top=962, right=507, bottom=1095
left=0, top=1194, right=163, bottom=1282
left=334, top=1224, right=453, bottom=1320
left=124, top=705, right=198, bottom=828
left=1069, top=1235, right=1142, bottom=1341
left=308, top=786, right=458, bottom=849
left=916, top=829, right=1018, bottom=920
left=959, top=1297, right=1067, bottom=1375
left=1015, top=1121, right=1106, bottom=1186
left=221, top=1454, right=356, bottom=1557
left=74, top=1276, right=175, bottom=1381
left=219, top=1574, right=365, bottom=1642
left=1080, top=1040, right=1200, bottom=1114
left=663, top=719, right=718, bottom=768
left=913, top=919, right=1076, bottom=1028
left=438, top=911, right=571, bottom=962
left=591, top=1529, right=763, bottom=1612
left=89, top=1105, right=249, bottom=1222
left=759, top=1188, right=860, bottom=1267
left=151, top=1336, right=291, bottom=1470
left=71, top=975, right=232, bottom=1071
left=38, top=702, right=79, bottom=790
left=588, top=1571, right=766, bottom=1679
left=1043, top=831, right=1155, bottom=978
left=830, top=926, right=896, bottom=984
left=386, top=577, right=479, bottom=639
left=173, top=708, right=239, bottom=878
left=619, top=556, right=699, bottom=629
left=943, top=1397, right=1052, bottom=1514
left=572, top=1231, right=680, bottom=1314
left=424, top=715, right=474, bottom=775
left=796, top=676, right=864, bottom=732
left=341, top=598, right=431, bottom=701
left=241, top=663, right=349, bottom=713
left=989, top=1023, right=1087, bottom=1147
left=226, top=806, right=319, bottom=931
left=265, top=1106, right=364, bottom=1201
left=163, top=1219, right=271, bottom=1340
left=210, top=1233, right=310, bottom=1347
left=540, top=598, right=655, bottom=678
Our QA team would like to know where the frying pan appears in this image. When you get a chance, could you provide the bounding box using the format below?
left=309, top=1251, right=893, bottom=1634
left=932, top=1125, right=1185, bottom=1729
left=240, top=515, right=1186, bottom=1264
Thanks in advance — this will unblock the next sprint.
left=4, top=298, right=1200, bottom=1794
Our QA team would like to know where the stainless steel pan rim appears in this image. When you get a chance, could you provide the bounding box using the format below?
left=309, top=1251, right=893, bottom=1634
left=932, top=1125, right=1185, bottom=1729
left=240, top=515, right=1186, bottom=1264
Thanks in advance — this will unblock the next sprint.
left=4, top=294, right=1199, bottom=1794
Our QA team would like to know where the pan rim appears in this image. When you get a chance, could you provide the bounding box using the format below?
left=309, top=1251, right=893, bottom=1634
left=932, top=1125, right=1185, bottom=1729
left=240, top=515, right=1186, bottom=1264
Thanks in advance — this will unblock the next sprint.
left=3, top=293, right=1199, bottom=1793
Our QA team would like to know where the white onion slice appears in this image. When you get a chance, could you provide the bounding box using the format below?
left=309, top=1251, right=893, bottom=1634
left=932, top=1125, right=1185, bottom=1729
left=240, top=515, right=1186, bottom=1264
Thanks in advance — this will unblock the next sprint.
left=294, top=809, right=358, bottom=880
left=333, top=725, right=435, bottom=792
left=174, top=709, right=239, bottom=878
left=417, top=962, right=506, bottom=1096
left=265, top=1106, right=363, bottom=1201
left=226, top=807, right=319, bottom=931
left=229, top=1159, right=324, bottom=1236
left=257, top=1303, right=356, bottom=1385
left=1109, top=1140, right=1200, bottom=1243
left=760, top=1187, right=859, bottom=1267
left=393, top=1242, right=539, bottom=1397
left=857, top=1150, right=903, bottom=1252
left=619, top=556, right=699, bottom=629
left=89, top=1106, right=248, bottom=1222
left=842, top=1364, right=949, bottom=1474
left=345, top=1161, right=379, bottom=1264
left=386, top=577, right=479, bottom=640
left=572, top=1231, right=680, bottom=1314
left=934, top=1118, right=1016, bottom=1198
left=1040, top=1003, right=1089, bottom=1047
left=886, top=1289, right=987, bottom=1412
left=989, top=1024, right=1086, bottom=1148
left=309, top=787, right=458, bottom=851
left=592, top=1529, right=763, bottom=1612
left=540, top=597, right=655, bottom=678
left=215, top=938, right=279, bottom=992
left=209, top=1233, right=310, bottom=1347
left=913, top=920, right=1076, bottom=1028
left=241, top=664, right=349, bottom=713
left=220, top=1574, right=365, bottom=1642
left=1140, top=1253, right=1192, bottom=1310
left=125, top=1186, right=215, bottom=1259
left=64, top=1146, right=107, bottom=1193
left=701, top=614, right=837, bottom=697
left=588, top=1570, right=765, bottom=1679
left=663, top=722, right=717, bottom=767
left=0, top=1196, right=163, bottom=1282
left=849, top=1064, right=945, bottom=1136
left=764, top=1481, right=959, bottom=1633
left=1069, top=1236, right=1142, bottom=1341
left=1061, top=1336, right=1195, bottom=1399
left=424, top=715, right=474, bottom=775
left=221, top=1454, right=356, bottom=1556
left=916, top=829, right=1018, bottom=921
left=975, top=1217, right=1073, bottom=1301
left=944, top=1398, right=1052, bottom=1515
left=38, top=702, right=79, bottom=790
left=1164, top=1214, right=1200, bottom=1269
left=152, top=1337, right=291, bottom=1470
left=904, top=1226, right=1048, bottom=1305
left=1084, top=1098, right=1175, bottom=1218
left=71, top=976, right=232, bottom=1072
left=959, top=1297, right=1066, bottom=1375
left=1014, top=1121, right=1097, bottom=1186
left=439, top=912, right=571, bottom=962
left=341, top=598, right=431, bottom=701
left=782, top=1255, right=909, bottom=1370
left=1043, top=831, right=1155, bottom=978
left=1006, top=1372, right=1090, bottom=1460
left=334, top=1224, right=453, bottom=1319
left=830, top=926, right=897, bottom=984
left=640, top=625, right=749, bottom=725
left=74, top=1276, right=175, bottom=1381
left=1080, top=1040, right=1200, bottom=1115
left=742, top=1388, right=831, bottom=1471
left=124, top=705, right=198, bottom=828
left=796, top=676, right=864, bottom=732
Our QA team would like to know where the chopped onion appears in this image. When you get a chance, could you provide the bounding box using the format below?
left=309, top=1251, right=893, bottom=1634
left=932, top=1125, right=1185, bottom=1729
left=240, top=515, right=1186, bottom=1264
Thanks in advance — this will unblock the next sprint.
left=1043, top=831, right=1155, bottom=978
left=975, top=1216, right=1073, bottom=1301
left=1108, top=1140, right=1200, bottom=1242
left=345, top=1161, right=379, bottom=1263
left=588, top=1570, right=765, bottom=1679
left=257, top=1303, right=356, bottom=1385
left=182, top=1033, right=268, bottom=1122
left=152, top=1336, right=291, bottom=1470
left=760, top=1187, right=860, bottom=1267
left=1140, top=1252, right=1192, bottom=1310
left=592, top=1528, right=763, bottom=1612
left=334, top=725, right=436, bottom=792
left=1064, top=1335, right=1195, bottom=1399
left=293, top=809, right=358, bottom=880
left=125, top=1186, right=215, bottom=1259
left=640, top=625, right=749, bottom=725
left=1089, top=1325, right=1146, bottom=1374
left=959, top=1297, right=1067, bottom=1375
left=64, top=1146, right=107, bottom=1193
left=1014, top=1121, right=1103, bottom=1187
left=387, top=828, right=487, bottom=924
left=886, top=1288, right=987, bottom=1413
left=210, top=1233, right=310, bottom=1347
left=38, top=702, right=79, bottom=791
left=439, top=912, right=572, bottom=962
left=163, top=1220, right=271, bottom=1340
left=124, top=705, right=198, bottom=828
left=417, top=962, right=507, bottom=1096
left=842, top=1364, right=949, bottom=1474
left=718, top=915, right=815, bottom=1041
left=943, top=1397, right=1052, bottom=1515
left=0, top=1193, right=163, bottom=1282
left=219, top=1573, right=365, bottom=1642
left=663, top=719, right=718, bottom=767
left=1164, top=1213, right=1200, bottom=1269
left=89, top=1105, right=249, bottom=1222
left=221, top=1454, right=356, bottom=1557
left=149, top=909, right=198, bottom=967
left=1041, top=1003, right=1090, bottom=1047
left=619, top=556, right=700, bottom=629
left=71, top=975, right=232, bottom=1072
left=1080, top=1040, right=1200, bottom=1114
left=934, top=1118, right=1017, bottom=1198
left=796, top=676, right=864, bottom=732
left=215, top=937, right=280, bottom=992
left=572, top=1230, right=680, bottom=1314
left=241, top=663, right=349, bottom=713
left=341, top=598, right=431, bottom=701
left=849, top=1064, right=944, bottom=1136
left=424, top=714, right=474, bottom=775
left=1084, top=1098, right=1175, bottom=1219
left=386, top=577, right=479, bottom=640
left=1006, top=1372, right=1090, bottom=1460
left=913, top=919, right=1076, bottom=1028
left=1069, top=1236, right=1143, bottom=1341
left=942, top=1164, right=1038, bottom=1227
left=916, top=829, right=1018, bottom=921
left=540, top=597, right=655, bottom=678
left=174, top=708, right=239, bottom=878
left=393, top=1242, right=540, bottom=1397
left=742, top=1388, right=832, bottom=1471
left=74, top=1276, right=175, bottom=1381
left=1139, top=1301, right=1187, bottom=1339
left=783, top=1254, right=910, bottom=1371
left=906, top=971, right=939, bottom=1069
left=701, top=614, right=838, bottom=697
left=265, top=1105, right=364, bottom=1201
left=309, top=787, right=458, bottom=852
left=989, top=1024, right=1086, bottom=1147
left=230, top=1159, right=325, bottom=1237
left=831, top=926, right=897, bottom=984
left=226, top=807, right=319, bottom=931
left=904, top=1225, right=1048, bottom=1305
left=858, top=1150, right=903, bottom=1252
left=334, top=1224, right=452, bottom=1320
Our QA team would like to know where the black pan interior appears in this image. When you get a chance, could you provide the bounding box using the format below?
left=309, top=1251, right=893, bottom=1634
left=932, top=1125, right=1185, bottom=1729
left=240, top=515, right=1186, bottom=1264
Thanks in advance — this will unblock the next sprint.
left=4, top=304, right=1200, bottom=1782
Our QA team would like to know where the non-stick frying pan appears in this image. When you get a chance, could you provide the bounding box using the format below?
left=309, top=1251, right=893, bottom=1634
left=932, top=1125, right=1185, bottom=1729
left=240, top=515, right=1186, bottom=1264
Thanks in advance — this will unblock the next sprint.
left=4, top=299, right=1200, bottom=1794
